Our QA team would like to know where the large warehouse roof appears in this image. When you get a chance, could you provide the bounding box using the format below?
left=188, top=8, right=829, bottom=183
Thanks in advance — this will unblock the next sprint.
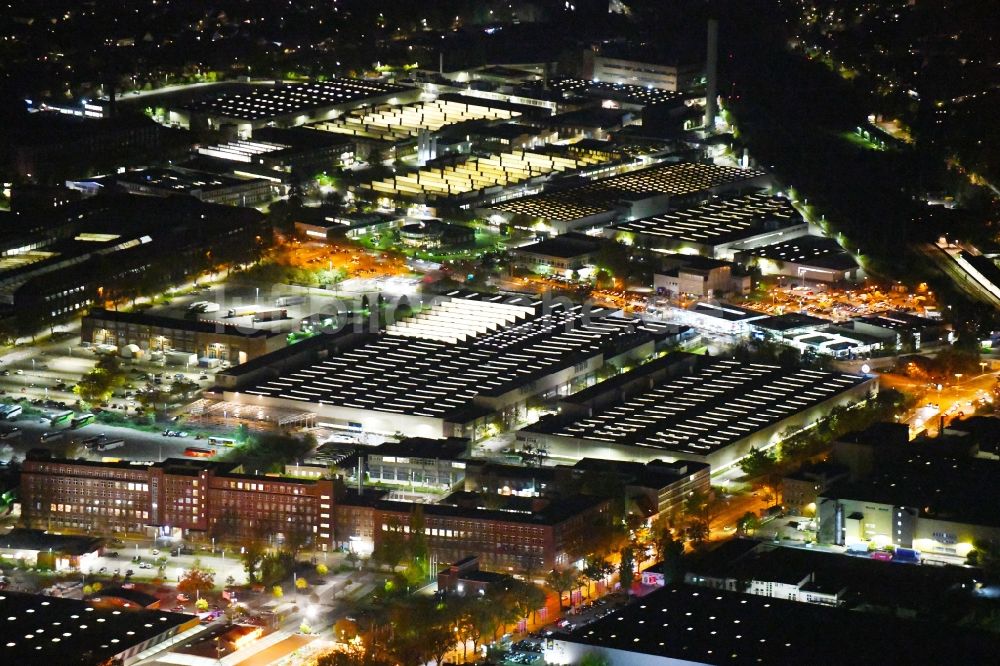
left=738, top=234, right=858, bottom=271
left=183, top=79, right=410, bottom=121
left=552, top=583, right=998, bottom=665
left=0, top=591, right=194, bottom=664
left=311, top=97, right=519, bottom=142
left=356, top=150, right=608, bottom=201
left=610, top=193, right=801, bottom=246
left=491, top=162, right=766, bottom=221
left=243, top=294, right=664, bottom=421
left=530, top=355, right=867, bottom=458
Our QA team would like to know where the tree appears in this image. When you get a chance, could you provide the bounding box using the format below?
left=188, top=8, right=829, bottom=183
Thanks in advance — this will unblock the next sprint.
left=545, top=567, right=580, bottom=610
left=579, top=654, right=611, bottom=666
left=373, top=520, right=407, bottom=570
left=260, top=550, right=296, bottom=586
left=239, top=538, right=266, bottom=584
left=656, top=531, right=686, bottom=584
left=178, top=560, right=215, bottom=598
left=506, top=577, right=547, bottom=627
left=686, top=520, right=711, bottom=547
left=272, top=585, right=284, bottom=599
left=316, top=650, right=393, bottom=666
left=736, top=511, right=761, bottom=536
left=75, top=355, right=128, bottom=404
left=583, top=555, right=614, bottom=593
left=739, top=446, right=778, bottom=478
left=195, top=598, right=209, bottom=612
left=618, top=547, right=636, bottom=592
left=316, top=563, right=329, bottom=576
left=296, top=577, right=309, bottom=593
left=405, top=505, right=428, bottom=581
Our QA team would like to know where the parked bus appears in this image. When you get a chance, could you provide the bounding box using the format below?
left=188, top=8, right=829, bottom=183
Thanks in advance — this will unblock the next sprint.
left=82, top=435, right=107, bottom=449
left=95, top=439, right=124, bottom=452
left=39, top=431, right=65, bottom=443
left=48, top=410, right=74, bottom=426
left=70, top=413, right=96, bottom=429
left=184, top=447, right=214, bottom=458
left=0, top=404, right=22, bottom=420
left=207, top=436, right=236, bottom=447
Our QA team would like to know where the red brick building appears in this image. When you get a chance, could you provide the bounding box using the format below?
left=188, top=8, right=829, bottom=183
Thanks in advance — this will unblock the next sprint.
left=21, top=457, right=336, bottom=549
left=336, top=493, right=610, bottom=572
left=21, top=457, right=608, bottom=572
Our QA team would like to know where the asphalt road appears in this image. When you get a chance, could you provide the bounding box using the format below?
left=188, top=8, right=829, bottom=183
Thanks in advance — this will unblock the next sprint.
left=1, top=417, right=223, bottom=463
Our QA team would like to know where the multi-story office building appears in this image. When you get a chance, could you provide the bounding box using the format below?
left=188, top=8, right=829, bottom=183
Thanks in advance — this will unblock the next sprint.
left=3, top=193, right=266, bottom=320
left=359, top=438, right=469, bottom=489
left=20, top=457, right=337, bottom=549
left=20, top=455, right=610, bottom=571
left=583, top=52, right=702, bottom=92
left=336, top=492, right=610, bottom=572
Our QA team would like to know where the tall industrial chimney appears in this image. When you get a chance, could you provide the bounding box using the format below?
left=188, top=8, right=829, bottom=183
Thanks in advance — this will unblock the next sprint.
left=704, top=18, right=719, bottom=131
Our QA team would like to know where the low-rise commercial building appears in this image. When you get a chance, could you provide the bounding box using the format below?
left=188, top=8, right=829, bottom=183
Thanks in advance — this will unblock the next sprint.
left=735, top=234, right=862, bottom=283
left=818, top=452, right=1000, bottom=558
left=654, top=255, right=749, bottom=298
left=545, top=583, right=996, bottom=665
left=844, top=311, right=949, bottom=351
left=0, top=529, right=102, bottom=571
left=782, top=462, right=849, bottom=516
left=462, top=458, right=710, bottom=522
left=519, top=352, right=874, bottom=471
left=665, top=301, right=769, bottom=336
left=360, top=438, right=469, bottom=489
left=437, top=555, right=512, bottom=596
left=195, top=128, right=355, bottom=181
left=510, top=233, right=605, bottom=275
left=81, top=308, right=286, bottom=365
left=683, top=538, right=979, bottom=613
left=0, top=591, right=198, bottom=666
